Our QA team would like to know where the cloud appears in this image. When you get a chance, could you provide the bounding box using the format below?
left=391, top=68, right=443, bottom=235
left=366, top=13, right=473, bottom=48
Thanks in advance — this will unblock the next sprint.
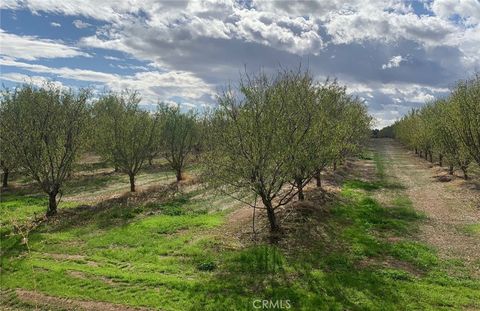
left=50, top=22, right=61, bottom=27
left=1, top=72, right=65, bottom=89
left=0, top=29, right=89, bottom=60
left=382, top=55, right=404, bottom=69
left=431, top=0, right=480, bottom=25
left=2, top=0, right=480, bottom=127
left=104, top=55, right=121, bottom=61
left=0, top=58, right=214, bottom=104
left=73, top=19, right=92, bottom=29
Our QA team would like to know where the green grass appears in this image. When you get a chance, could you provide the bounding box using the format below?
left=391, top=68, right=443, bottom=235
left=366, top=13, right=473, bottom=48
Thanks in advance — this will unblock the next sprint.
left=460, top=223, right=480, bottom=236
left=0, top=193, right=79, bottom=228
left=1, top=152, right=479, bottom=310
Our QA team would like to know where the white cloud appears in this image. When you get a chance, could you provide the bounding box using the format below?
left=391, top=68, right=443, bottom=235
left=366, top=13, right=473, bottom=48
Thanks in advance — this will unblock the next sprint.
left=0, top=58, right=214, bottom=104
left=50, top=22, right=61, bottom=27
left=73, top=19, right=91, bottom=29
left=104, top=55, right=122, bottom=61
left=1, top=72, right=65, bottom=89
left=0, top=29, right=89, bottom=60
left=382, top=55, right=404, bottom=69
left=431, top=0, right=480, bottom=25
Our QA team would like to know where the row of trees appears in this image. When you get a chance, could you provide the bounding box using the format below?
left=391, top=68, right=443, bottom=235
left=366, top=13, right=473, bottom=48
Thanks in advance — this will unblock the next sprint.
left=1, top=68, right=372, bottom=232
left=203, top=69, right=372, bottom=231
left=0, top=86, right=198, bottom=215
left=393, top=74, right=480, bottom=179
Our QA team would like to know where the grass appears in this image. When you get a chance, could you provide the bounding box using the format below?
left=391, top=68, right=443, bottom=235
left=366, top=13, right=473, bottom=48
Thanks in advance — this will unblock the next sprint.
left=1, top=151, right=480, bottom=310
left=460, top=223, right=480, bottom=236
left=0, top=193, right=79, bottom=229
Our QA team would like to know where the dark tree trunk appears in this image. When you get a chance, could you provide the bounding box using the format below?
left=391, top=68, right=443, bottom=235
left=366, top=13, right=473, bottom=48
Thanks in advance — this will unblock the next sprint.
left=2, top=168, right=8, bottom=188
left=461, top=166, right=468, bottom=180
left=129, top=173, right=136, bottom=192
left=315, top=169, right=321, bottom=188
left=176, top=169, right=183, bottom=182
left=439, top=154, right=443, bottom=167
left=449, top=165, right=454, bottom=175
left=295, top=177, right=304, bottom=201
left=415, top=148, right=418, bottom=155
left=333, top=161, right=337, bottom=171
left=148, top=156, right=153, bottom=167
left=266, top=206, right=279, bottom=232
left=262, top=197, right=279, bottom=232
left=429, top=152, right=433, bottom=163
left=47, top=191, right=58, bottom=217
left=419, top=151, right=423, bottom=158
left=424, top=151, right=428, bottom=160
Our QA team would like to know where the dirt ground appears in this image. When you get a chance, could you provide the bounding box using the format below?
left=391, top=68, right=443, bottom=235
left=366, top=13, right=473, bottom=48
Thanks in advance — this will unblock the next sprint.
left=375, top=139, right=480, bottom=266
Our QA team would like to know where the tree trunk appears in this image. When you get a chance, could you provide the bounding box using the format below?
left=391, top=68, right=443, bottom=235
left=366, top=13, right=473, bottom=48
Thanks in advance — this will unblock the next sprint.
left=424, top=151, right=428, bottom=160
left=428, top=152, right=433, bottom=163
left=333, top=161, right=337, bottom=171
left=266, top=206, right=279, bottom=232
left=419, top=151, right=422, bottom=158
left=449, top=165, right=454, bottom=175
left=2, top=168, right=8, bottom=188
left=129, top=173, right=136, bottom=192
left=461, top=166, right=468, bottom=180
left=439, top=154, right=443, bottom=167
left=262, top=197, right=279, bottom=232
left=415, top=148, right=418, bottom=154
left=315, top=169, right=321, bottom=188
left=295, top=177, right=304, bottom=201
left=148, top=156, right=153, bottom=167
left=47, top=191, right=58, bottom=217
left=176, top=169, right=183, bottom=182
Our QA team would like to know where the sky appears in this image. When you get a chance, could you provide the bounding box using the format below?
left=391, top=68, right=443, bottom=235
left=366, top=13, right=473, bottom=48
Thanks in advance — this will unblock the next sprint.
left=1, top=0, right=479, bottom=128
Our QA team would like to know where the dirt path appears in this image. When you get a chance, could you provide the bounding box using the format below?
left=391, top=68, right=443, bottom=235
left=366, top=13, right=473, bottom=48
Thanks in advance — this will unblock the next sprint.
left=374, top=139, right=480, bottom=266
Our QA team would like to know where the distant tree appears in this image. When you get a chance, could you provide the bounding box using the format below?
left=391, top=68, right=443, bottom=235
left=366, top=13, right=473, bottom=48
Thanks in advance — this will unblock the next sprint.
left=0, top=108, right=18, bottom=188
left=157, top=104, right=197, bottom=182
left=94, top=91, right=158, bottom=192
left=393, top=84, right=476, bottom=179
left=450, top=75, right=480, bottom=166
left=310, top=81, right=345, bottom=187
left=0, top=84, right=90, bottom=216
left=330, top=94, right=372, bottom=170
left=375, top=125, right=395, bottom=138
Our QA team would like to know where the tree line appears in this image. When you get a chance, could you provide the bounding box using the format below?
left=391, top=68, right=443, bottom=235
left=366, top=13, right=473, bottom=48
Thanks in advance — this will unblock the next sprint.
left=392, top=74, right=480, bottom=179
left=0, top=68, right=372, bottom=232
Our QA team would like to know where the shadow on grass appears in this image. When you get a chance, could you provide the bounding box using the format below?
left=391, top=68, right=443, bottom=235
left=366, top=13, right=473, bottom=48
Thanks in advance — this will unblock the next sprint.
left=0, top=181, right=192, bottom=259
left=47, top=182, right=185, bottom=232
left=187, top=179, right=458, bottom=310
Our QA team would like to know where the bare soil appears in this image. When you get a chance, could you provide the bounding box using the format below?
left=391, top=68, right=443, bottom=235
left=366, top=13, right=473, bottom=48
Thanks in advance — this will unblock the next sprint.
left=14, top=289, right=149, bottom=311
left=376, top=139, right=480, bottom=266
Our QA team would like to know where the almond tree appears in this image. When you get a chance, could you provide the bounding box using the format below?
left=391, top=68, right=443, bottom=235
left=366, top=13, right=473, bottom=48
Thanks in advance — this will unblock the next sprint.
left=156, top=104, right=197, bottom=182
left=93, top=91, right=158, bottom=192
left=0, top=84, right=90, bottom=216
left=450, top=75, right=480, bottom=166
left=204, top=69, right=315, bottom=232
left=0, top=116, right=18, bottom=188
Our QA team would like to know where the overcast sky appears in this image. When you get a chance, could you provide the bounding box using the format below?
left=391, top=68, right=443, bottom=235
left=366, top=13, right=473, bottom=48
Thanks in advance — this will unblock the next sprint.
left=1, top=0, right=479, bottom=128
